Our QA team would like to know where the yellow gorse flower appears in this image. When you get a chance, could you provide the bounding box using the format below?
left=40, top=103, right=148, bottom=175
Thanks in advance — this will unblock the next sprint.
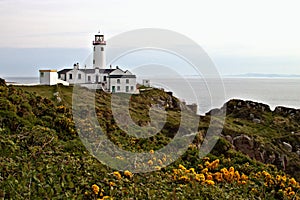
left=179, top=164, right=186, bottom=170
left=92, top=184, right=100, bottom=194
left=109, top=181, right=116, bottom=187
left=289, top=178, right=297, bottom=186
left=124, top=170, right=133, bottom=178
left=205, top=180, right=215, bottom=185
left=113, top=171, right=122, bottom=179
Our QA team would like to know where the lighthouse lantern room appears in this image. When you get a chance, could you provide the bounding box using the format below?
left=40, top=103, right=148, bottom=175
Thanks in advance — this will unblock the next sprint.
left=93, top=33, right=106, bottom=69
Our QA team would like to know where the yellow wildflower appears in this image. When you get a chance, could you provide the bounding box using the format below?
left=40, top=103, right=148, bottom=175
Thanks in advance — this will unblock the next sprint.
left=214, top=172, right=223, bottom=182
left=113, top=171, right=122, bottom=179
left=124, top=170, right=133, bottom=178
left=206, top=174, right=213, bottom=180
left=241, top=174, right=248, bottom=181
left=109, top=181, right=116, bottom=187
left=276, top=175, right=281, bottom=182
left=282, top=176, right=287, bottom=182
left=179, top=164, right=186, bottom=170
left=240, top=180, right=247, bottom=185
left=195, top=173, right=205, bottom=182
left=203, top=157, right=210, bottom=161
left=210, top=159, right=219, bottom=169
left=179, top=175, right=190, bottom=182
left=204, top=161, right=210, bottom=166
left=149, top=149, right=154, bottom=154
left=148, top=160, right=153, bottom=165
left=285, top=187, right=292, bottom=192
left=234, top=171, right=240, bottom=182
left=92, top=184, right=100, bottom=194
left=289, top=191, right=295, bottom=196
left=173, top=169, right=179, bottom=175
left=155, top=166, right=161, bottom=170
left=205, top=180, right=215, bottom=185
left=251, top=188, right=258, bottom=193
left=158, top=159, right=163, bottom=165
left=220, top=168, right=228, bottom=174
left=201, top=168, right=208, bottom=174
left=289, top=178, right=297, bottom=186
left=189, top=168, right=195, bottom=174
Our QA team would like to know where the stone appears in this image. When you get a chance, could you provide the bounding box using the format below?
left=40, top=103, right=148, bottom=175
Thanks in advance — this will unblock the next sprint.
left=282, top=142, right=292, bottom=152
left=225, top=135, right=233, bottom=143
left=56, top=97, right=62, bottom=103
left=233, top=134, right=253, bottom=149
left=253, top=118, right=261, bottom=123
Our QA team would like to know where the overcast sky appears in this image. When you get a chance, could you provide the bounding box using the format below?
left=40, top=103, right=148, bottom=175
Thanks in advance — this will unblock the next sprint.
left=0, top=0, right=300, bottom=77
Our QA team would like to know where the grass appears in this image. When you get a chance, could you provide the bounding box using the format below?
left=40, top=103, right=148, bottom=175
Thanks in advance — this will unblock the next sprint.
left=1, top=81, right=299, bottom=199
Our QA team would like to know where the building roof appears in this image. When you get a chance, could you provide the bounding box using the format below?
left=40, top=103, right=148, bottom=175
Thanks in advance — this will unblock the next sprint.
left=109, top=74, right=136, bottom=78
left=39, top=69, right=57, bottom=72
left=79, top=68, right=115, bottom=74
left=58, top=69, right=72, bottom=74
left=58, top=68, right=116, bottom=74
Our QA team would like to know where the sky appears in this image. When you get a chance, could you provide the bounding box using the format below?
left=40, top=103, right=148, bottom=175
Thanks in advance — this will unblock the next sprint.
left=0, top=0, right=300, bottom=77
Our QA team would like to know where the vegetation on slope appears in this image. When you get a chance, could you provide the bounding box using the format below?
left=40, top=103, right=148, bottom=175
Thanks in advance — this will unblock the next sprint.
left=0, top=79, right=299, bottom=199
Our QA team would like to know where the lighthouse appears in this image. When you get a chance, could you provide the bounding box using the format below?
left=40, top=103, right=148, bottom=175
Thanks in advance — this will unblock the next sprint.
left=93, top=32, right=106, bottom=69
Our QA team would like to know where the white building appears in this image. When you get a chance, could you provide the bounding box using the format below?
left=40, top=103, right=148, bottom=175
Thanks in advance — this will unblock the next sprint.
left=40, top=32, right=137, bottom=93
left=39, top=69, right=69, bottom=86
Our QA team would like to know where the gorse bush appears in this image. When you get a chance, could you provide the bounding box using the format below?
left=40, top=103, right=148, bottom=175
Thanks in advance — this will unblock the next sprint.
left=0, top=80, right=299, bottom=199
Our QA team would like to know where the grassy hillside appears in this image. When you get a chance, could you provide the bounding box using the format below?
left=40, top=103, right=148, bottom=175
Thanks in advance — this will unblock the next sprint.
left=1, top=79, right=299, bottom=199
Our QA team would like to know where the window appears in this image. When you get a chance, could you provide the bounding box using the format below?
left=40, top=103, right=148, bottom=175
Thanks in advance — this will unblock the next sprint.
left=94, top=47, right=95, bottom=51
left=40, top=72, right=44, bottom=77
left=69, top=74, right=73, bottom=80
left=112, top=86, right=115, bottom=93
left=117, top=79, right=120, bottom=84
left=93, top=59, right=95, bottom=64
left=88, top=76, right=91, bottom=82
left=117, top=86, right=120, bottom=91
left=126, top=86, right=129, bottom=92
left=131, top=86, right=134, bottom=91
left=103, top=76, right=107, bottom=81
left=78, top=74, right=81, bottom=79
left=126, top=79, right=129, bottom=84
left=101, top=47, right=104, bottom=51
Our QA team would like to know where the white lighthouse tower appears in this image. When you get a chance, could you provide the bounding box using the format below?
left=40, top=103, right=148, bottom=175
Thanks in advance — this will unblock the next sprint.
left=93, top=32, right=106, bottom=69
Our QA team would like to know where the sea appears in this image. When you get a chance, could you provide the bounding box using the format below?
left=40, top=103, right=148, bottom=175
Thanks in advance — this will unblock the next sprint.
left=4, top=76, right=300, bottom=114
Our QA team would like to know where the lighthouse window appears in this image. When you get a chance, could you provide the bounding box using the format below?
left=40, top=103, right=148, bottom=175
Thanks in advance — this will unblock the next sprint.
left=40, top=72, right=44, bottom=77
left=126, top=86, right=129, bottom=92
left=88, top=76, right=91, bottom=82
left=101, top=47, right=104, bottom=51
left=78, top=74, right=81, bottom=79
left=69, top=74, right=73, bottom=80
left=93, top=59, right=95, bottom=64
left=117, top=79, right=120, bottom=84
left=103, top=76, right=107, bottom=81
left=126, top=79, right=129, bottom=84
